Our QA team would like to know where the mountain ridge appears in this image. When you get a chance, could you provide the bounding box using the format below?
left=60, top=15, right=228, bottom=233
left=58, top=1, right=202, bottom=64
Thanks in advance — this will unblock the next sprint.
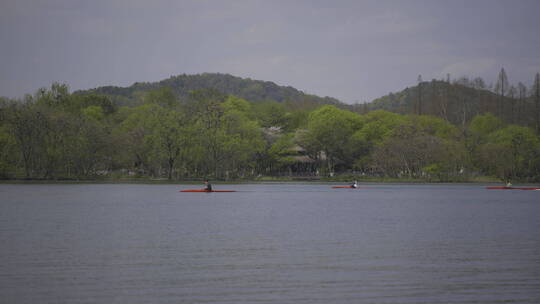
left=75, top=73, right=538, bottom=128
left=75, top=72, right=342, bottom=108
left=357, top=79, right=537, bottom=127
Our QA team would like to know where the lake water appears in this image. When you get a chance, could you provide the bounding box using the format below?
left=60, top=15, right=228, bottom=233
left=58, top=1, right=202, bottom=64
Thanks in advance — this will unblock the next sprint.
left=1, top=183, right=539, bottom=303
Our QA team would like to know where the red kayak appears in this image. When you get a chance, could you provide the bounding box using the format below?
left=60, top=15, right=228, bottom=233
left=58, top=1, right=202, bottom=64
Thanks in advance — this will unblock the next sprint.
left=179, top=189, right=236, bottom=193
left=332, top=186, right=356, bottom=189
left=486, top=186, right=540, bottom=190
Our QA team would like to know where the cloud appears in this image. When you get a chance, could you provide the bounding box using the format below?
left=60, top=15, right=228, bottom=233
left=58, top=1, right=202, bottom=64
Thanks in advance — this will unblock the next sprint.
left=441, top=58, right=498, bottom=78
left=326, top=9, right=436, bottom=41
left=1, top=0, right=539, bottom=102
left=361, top=11, right=431, bottom=35
left=240, top=22, right=284, bottom=45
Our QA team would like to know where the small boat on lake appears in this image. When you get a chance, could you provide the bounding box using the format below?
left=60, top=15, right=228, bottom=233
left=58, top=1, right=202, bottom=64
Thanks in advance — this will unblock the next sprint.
left=486, top=186, right=540, bottom=190
left=179, top=189, right=236, bottom=193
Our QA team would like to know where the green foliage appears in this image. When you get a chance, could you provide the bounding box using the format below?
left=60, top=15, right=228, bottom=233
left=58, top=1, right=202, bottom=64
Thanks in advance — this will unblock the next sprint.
left=76, top=73, right=341, bottom=109
left=366, top=80, right=534, bottom=128
left=352, top=110, right=404, bottom=144
left=283, top=110, right=309, bottom=131
left=219, top=99, right=265, bottom=178
left=465, top=113, right=540, bottom=182
left=265, top=133, right=297, bottom=172
left=476, top=125, right=540, bottom=181
left=301, top=105, right=364, bottom=173
left=360, top=112, right=467, bottom=180
left=2, top=81, right=540, bottom=181
left=82, top=106, right=104, bottom=121
left=0, top=124, right=17, bottom=178
left=72, top=94, right=117, bottom=114
left=252, top=101, right=288, bottom=128
left=139, top=87, right=178, bottom=108
left=222, top=96, right=252, bottom=114
left=423, top=163, right=442, bottom=180
left=35, top=82, right=70, bottom=108
left=469, top=113, right=504, bottom=138
left=409, top=115, right=458, bottom=139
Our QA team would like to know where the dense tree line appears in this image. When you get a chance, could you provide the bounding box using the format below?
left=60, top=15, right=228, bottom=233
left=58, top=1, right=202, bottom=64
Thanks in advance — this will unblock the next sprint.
left=1, top=81, right=540, bottom=182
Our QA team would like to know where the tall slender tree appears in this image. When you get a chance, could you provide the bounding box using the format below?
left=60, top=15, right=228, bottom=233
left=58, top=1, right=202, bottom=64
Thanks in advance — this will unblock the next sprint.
left=495, top=68, right=509, bottom=118
left=517, top=82, right=527, bottom=125
left=533, top=72, right=540, bottom=134
left=473, top=77, right=486, bottom=90
left=417, top=75, right=423, bottom=115
left=508, top=85, right=516, bottom=123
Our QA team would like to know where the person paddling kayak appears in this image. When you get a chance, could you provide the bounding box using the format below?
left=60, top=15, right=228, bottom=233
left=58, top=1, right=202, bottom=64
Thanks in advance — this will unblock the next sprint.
left=204, top=180, right=212, bottom=191
left=332, top=181, right=359, bottom=189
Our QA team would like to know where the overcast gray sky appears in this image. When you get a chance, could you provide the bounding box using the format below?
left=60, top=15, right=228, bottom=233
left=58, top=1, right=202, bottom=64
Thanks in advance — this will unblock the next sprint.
left=1, top=0, right=539, bottom=103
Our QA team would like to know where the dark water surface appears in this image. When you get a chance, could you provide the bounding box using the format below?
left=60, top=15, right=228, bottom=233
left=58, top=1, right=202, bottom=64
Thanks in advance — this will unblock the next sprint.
left=1, top=183, right=539, bottom=303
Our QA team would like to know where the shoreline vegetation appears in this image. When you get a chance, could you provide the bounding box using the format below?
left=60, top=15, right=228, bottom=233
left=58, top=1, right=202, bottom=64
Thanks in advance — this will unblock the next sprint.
left=1, top=73, right=540, bottom=183
left=0, top=175, right=509, bottom=184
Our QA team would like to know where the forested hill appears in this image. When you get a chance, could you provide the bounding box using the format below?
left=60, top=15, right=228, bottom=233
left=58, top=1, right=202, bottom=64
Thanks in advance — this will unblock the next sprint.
left=75, top=73, right=342, bottom=108
left=2, top=75, right=539, bottom=182
left=359, top=80, right=537, bottom=128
